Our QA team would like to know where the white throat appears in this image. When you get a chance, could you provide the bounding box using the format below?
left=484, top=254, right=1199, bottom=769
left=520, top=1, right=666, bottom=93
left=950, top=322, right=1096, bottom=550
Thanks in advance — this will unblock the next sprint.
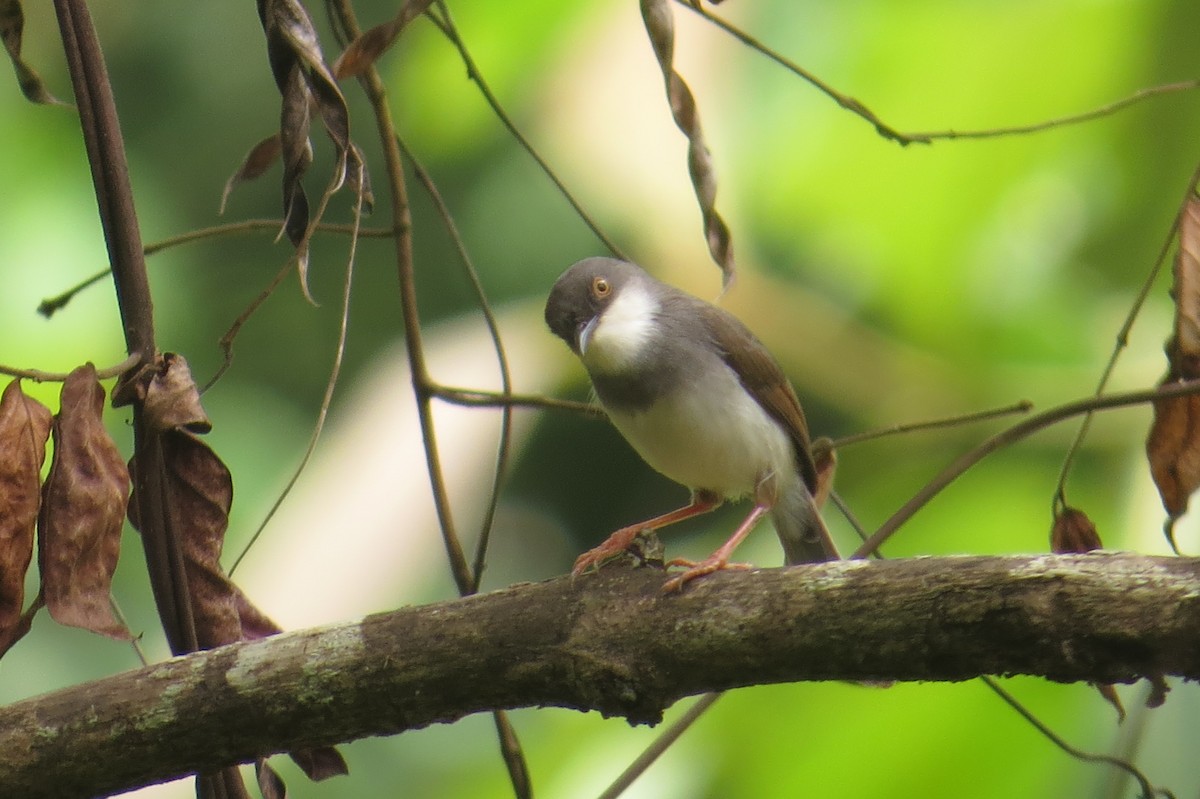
left=580, top=282, right=659, bottom=375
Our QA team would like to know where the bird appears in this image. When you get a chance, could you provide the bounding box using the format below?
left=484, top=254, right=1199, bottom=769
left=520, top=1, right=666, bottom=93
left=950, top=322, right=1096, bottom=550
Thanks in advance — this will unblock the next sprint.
left=544, top=256, right=838, bottom=591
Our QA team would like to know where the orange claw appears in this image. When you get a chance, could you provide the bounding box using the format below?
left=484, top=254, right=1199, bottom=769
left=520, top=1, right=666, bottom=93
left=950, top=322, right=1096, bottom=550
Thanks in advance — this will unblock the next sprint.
left=571, top=492, right=722, bottom=578
left=571, top=528, right=642, bottom=576
left=661, top=557, right=753, bottom=593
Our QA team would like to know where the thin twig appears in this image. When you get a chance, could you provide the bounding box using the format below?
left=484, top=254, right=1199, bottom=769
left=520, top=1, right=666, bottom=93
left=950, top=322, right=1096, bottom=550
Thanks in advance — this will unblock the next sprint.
left=678, top=0, right=914, bottom=145
left=228, top=174, right=364, bottom=576
left=433, top=385, right=604, bottom=417
left=108, top=595, right=148, bottom=667
left=330, top=2, right=472, bottom=598
left=1052, top=163, right=1200, bottom=513
left=202, top=259, right=293, bottom=395
left=596, top=692, right=722, bottom=799
left=681, top=1, right=1200, bottom=148
left=908, top=81, right=1200, bottom=143
left=329, top=3, right=531, bottom=797
left=37, top=219, right=396, bottom=318
left=424, top=6, right=625, bottom=258
left=853, top=378, right=1200, bottom=559
left=0, top=352, right=141, bottom=383
left=832, top=400, right=1033, bottom=448
left=979, top=677, right=1171, bottom=799
left=397, top=134, right=515, bottom=592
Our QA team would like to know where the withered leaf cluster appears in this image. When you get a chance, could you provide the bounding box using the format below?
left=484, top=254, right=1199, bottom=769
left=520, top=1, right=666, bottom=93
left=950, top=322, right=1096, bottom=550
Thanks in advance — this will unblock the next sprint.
left=0, top=366, right=130, bottom=657
left=1147, top=194, right=1200, bottom=552
left=124, top=354, right=281, bottom=650
left=121, top=354, right=348, bottom=783
left=224, top=0, right=373, bottom=300
left=0, top=0, right=68, bottom=105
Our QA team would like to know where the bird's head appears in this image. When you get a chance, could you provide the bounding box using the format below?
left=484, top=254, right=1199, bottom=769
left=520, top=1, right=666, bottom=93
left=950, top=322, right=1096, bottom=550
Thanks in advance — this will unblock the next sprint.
left=544, top=258, right=661, bottom=375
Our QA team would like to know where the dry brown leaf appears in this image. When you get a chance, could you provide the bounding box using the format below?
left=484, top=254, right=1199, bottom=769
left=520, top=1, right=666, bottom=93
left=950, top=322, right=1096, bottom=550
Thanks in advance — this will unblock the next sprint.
left=128, top=423, right=350, bottom=778
left=258, top=0, right=369, bottom=300
left=332, top=0, right=435, bottom=80
left=1049, top=506, right=1102, bottom=554
left=0, top=0, right=68, bottom=105
left=128, top=429, right=280, bottom=649
left=0, top=379, right=52, bottom=655
left=1146, top=672, right=1170, bottom=708
left=38, top=365, right=131, bottom=640
left=219, top=133, right=283, bottom=214
left=141, top=352, right=211, bottom=433
left=1173, top=196, right=1200, bottom=369
left=288, top=746, right=349, bottom=782
left=255, top=758, right=286, bottom=799
left=1094, top=682, right=1126, bottom=723
left=1147, top=195, right=1200, bottom=552
left=333, top=19, right=399, bottom=80
left=810, top=436, right=836, bottom=510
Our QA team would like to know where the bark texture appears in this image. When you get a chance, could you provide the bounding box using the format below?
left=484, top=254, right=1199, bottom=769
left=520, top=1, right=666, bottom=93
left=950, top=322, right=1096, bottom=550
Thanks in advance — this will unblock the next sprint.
left=1, top=553, right=1198, bottom=797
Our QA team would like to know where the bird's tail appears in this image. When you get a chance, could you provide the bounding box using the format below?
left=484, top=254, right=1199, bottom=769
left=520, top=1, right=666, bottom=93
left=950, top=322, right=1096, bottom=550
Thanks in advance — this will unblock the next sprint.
left=772, top=481, right=839, bottom=565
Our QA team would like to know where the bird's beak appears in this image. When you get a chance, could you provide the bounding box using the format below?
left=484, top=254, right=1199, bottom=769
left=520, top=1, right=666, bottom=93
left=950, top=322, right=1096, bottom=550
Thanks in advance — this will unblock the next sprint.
left=577, top=315, right=599, bottom=357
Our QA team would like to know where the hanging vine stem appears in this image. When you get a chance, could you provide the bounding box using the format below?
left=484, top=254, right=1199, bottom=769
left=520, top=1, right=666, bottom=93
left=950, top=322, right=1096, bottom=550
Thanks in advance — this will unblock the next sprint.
left=425, top=3, right=625, bottom=260
left=396, top=134, right=515, bottom=593
left=328, top=2, right=531, bottom=797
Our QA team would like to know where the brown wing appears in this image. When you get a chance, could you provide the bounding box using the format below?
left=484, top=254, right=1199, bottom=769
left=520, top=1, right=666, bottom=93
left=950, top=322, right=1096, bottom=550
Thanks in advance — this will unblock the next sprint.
left=701, top=305, right=819, bottom=493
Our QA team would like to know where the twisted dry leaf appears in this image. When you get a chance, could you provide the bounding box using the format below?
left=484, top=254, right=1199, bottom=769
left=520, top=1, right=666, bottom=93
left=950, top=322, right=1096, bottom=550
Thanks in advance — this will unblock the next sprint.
left=0, top=379, right=51, bottom=656
left=38, top=365, right=131, bottom=640
left=0, top=0, right=67, bottom=105
left=1147, top=194, right=1200, bottom=552
left=640, top=0, right=736, bottom=285
left=257, top=0, right=368, bottom=300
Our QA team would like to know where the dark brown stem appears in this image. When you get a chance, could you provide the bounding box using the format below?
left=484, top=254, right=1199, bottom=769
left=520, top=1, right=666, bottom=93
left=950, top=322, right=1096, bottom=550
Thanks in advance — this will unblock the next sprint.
left=51, top=3, right=232, bottom=795
left=52, top=0, right=196, bottom=657
left=329, top=3, right=529, bottom=796
left=330, top=0, right=472, bottom=597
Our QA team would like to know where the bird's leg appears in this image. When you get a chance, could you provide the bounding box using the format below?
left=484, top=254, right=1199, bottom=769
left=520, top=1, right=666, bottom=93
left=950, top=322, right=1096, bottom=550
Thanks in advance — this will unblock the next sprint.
left=572, top=490, right=721, bottom=576
left=662, top=475, right=777, bottom=593
left=662, top=504, right=768, bottom=592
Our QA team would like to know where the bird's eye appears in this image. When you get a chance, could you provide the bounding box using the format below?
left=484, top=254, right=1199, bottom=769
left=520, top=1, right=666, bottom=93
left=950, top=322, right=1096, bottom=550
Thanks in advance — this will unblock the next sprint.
left=591, top=276, right=611, bottom=299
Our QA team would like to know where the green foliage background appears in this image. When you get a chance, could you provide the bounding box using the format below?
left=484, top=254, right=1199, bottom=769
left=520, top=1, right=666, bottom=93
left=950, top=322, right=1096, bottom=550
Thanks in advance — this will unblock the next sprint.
left=1, top=1, right=1198, bottom=797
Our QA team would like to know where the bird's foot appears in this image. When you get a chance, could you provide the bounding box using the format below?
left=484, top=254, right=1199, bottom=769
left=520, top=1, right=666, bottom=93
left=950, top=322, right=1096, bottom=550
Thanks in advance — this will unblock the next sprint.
left=661, top=556, right=752, bottom=593
left=572, top=526, right=647, bottom=576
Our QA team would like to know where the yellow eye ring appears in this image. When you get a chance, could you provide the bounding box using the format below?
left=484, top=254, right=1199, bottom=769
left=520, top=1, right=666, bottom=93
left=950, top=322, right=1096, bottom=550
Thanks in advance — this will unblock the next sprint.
left=592, top=276, right=611, bottom=298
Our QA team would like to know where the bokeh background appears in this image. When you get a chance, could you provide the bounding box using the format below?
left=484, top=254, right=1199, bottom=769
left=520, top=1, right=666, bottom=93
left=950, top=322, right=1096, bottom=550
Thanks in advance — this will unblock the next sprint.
left=1, top=1, right=1199, bottom=797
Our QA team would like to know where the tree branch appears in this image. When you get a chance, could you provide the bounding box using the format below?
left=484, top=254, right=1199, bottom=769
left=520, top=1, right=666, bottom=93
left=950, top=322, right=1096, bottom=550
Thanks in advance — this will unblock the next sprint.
left=2, top=553, right=1197, bottom=797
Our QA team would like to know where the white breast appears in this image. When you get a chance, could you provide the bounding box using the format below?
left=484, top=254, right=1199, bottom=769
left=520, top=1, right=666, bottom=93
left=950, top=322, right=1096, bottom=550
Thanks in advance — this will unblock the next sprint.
left=580, top=282, right=659, bottom=375
left=601, top=360, right=795, bottom=499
